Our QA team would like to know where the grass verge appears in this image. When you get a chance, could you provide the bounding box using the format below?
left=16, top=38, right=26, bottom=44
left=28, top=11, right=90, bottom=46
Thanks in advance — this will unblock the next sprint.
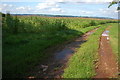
left=109, top=23, right=118, bottom=57
left=63, top=24, right=110, bottom=78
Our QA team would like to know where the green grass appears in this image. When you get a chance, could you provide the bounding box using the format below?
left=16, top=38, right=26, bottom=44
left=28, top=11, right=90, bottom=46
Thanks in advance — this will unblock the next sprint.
left=63, top=24, right=111, bottom=78
left=3, top=26, right=100, bottom=78
left=2, top=15, right=117, bottom=78
left=3, top=24, right=102, bottom=77
left=109, top=23, right=118, bottom=59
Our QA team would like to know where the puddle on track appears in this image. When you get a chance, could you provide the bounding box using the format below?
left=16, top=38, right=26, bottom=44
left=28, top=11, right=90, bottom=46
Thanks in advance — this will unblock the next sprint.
left=55, top=38, right=86, bottom=61
left=102, top=30, right=109, bottom=37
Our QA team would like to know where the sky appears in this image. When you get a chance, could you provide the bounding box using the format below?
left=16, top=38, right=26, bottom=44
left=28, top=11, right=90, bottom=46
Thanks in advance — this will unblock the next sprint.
left=0, top=0, right=119, bottom=19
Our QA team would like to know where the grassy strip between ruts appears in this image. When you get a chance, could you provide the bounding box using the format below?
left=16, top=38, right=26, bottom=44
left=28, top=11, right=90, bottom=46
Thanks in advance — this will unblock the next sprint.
left=63, top=24, right=111, bottom=78
left=109, top=23, right=118, bottom=60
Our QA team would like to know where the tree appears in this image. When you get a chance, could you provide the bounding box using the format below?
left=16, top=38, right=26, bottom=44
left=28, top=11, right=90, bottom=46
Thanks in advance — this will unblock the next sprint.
left=6, top=12, right=19, bottom=34
left=108, top=0, right=120, bottom=10
left=13, top=15, right=19, bottom=34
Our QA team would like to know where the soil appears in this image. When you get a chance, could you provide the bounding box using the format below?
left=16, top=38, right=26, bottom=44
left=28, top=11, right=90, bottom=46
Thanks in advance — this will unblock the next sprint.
left=27, top=27, right=99, bottom=79
left=94, top=27, right=118, bottom=79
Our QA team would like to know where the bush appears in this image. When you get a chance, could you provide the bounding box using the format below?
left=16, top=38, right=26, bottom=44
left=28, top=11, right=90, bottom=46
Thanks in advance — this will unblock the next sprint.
left=89, top=20, right=97, bottom=26
left=5, top=13, right=19, bottom=34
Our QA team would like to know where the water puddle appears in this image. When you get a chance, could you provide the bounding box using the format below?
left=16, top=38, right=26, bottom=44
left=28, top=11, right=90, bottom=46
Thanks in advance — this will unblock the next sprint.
left=54, top=39, right=86, bottom=61
left=55, top=48, right=74, bottom=60
left=102, top=30, right=109, bottom=36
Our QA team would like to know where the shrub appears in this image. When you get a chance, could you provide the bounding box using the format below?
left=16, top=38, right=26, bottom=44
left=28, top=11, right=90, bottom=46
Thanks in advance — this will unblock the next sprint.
left=89, top=20, right=97, bottom=26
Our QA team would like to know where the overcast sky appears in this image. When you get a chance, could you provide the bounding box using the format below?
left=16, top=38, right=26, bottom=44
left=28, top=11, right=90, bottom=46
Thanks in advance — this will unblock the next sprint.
left=0, top=0, right=119, bottom=19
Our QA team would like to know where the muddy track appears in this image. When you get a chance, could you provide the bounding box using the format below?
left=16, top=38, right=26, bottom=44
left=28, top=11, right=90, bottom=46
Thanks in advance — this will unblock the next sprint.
left=94, top=27, right=118, bottom=79
left=27, top=27, right=99, bottom=79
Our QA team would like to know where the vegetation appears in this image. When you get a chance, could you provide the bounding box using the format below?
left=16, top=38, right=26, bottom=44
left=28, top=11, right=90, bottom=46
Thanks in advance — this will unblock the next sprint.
left=108, top=0, right=120, bottom=10
left=2, top=13, right=117, bottom=78
left=63, top=24, right=111, bottom=78
left=109, top=23, right=118, bottom=59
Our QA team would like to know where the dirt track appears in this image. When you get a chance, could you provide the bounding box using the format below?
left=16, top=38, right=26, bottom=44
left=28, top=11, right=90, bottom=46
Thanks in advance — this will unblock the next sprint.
left=94, top=27, right=118, bottom=79
left=27, top=27, right=99, bottom=78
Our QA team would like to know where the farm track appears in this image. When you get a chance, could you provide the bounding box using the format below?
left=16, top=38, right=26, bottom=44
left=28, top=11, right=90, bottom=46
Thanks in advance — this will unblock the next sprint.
left=94, top=27, right=118, bottom=79
left=27, top=27, right=99, bottom=78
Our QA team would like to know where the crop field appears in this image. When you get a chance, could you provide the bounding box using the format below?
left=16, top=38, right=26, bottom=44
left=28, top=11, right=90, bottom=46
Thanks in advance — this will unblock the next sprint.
left=2, top=13, right=118, bottom=78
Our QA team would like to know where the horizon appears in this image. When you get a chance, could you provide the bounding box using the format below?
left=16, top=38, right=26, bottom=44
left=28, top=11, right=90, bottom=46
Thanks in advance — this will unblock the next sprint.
left=1, top=13, right=116, bottom=19
left=7, top=13, right=115, bottom=19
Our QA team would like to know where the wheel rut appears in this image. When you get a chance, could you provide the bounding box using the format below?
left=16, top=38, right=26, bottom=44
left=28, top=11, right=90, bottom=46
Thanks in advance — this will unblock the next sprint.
left=27, top=27, right=99, bottom=79
left=94, top=26, right=118, bottom=79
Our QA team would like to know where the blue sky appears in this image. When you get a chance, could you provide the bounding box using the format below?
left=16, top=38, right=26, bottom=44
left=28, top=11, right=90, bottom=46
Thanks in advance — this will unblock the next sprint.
left=0, top=0, right=119, bottom=19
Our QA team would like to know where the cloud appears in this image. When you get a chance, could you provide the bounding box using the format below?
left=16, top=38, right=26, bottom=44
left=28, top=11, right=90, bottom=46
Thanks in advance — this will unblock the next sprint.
left=0, top=2, right=64, bottom=14
left=1, top=0, right=113, bottom=3
left=81, top=10, right=93, bottom=14
left=16, top=7, right=25, bottom=10
left=0, top=4, right=33, bottom=14
left=0, top=4, right=14, bottom=12
left=45, top=0, right=65, bottom=3
left=15, top=6, right=32, bottom=13
left=77, top=6, right=118, bottom=18
left=43, top=0, right=114, bottom=3
left=16, top=6, right=31, bottom=10
left=49, top=8, right=62, bottom=12
left=36, top=2, right=59, bottom=10
left=67, top=0, right=113, bottom=3
left=0, top=1, right=118, bottom=19
left=1, top=0, right=65, bottom=2
left=35, top=2, right=64, bottom=13
left=95, top=7, right=118, bottom=18
left=98, top=6, right=118, bottom=13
